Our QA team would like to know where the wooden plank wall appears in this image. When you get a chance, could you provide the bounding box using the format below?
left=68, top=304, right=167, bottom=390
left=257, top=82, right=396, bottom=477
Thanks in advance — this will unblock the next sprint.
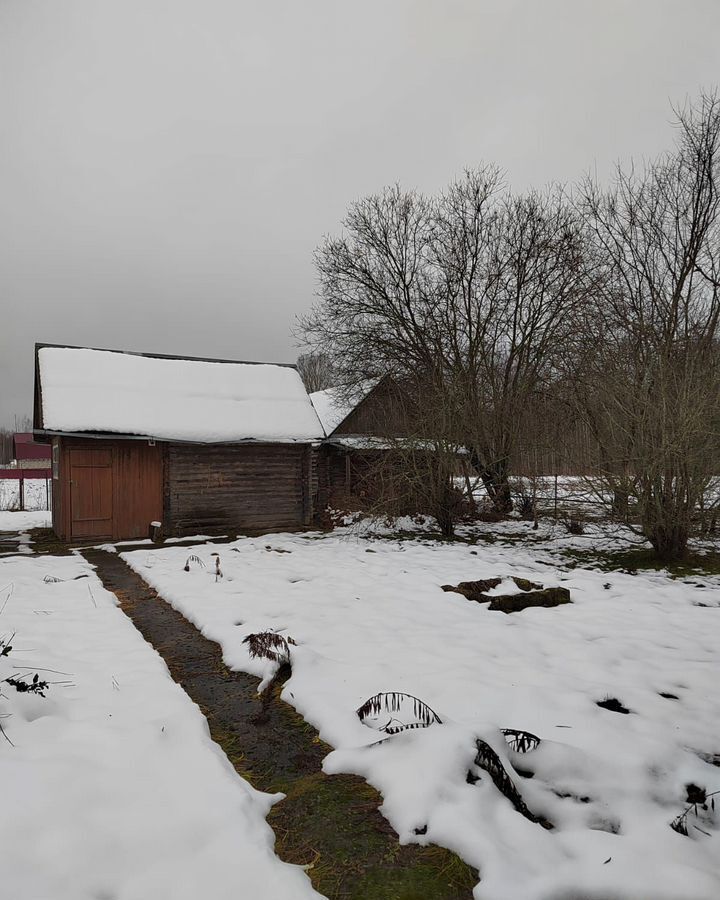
left=114, top=442, right=163, bottom=538
left=164, top=443, right=311, bottom=536
left=333, top=379, right=409, bottom=437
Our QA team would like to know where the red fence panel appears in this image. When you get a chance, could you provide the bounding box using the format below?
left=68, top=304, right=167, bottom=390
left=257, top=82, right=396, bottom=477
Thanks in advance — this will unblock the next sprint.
left=0, top=469, right=52, bottom=479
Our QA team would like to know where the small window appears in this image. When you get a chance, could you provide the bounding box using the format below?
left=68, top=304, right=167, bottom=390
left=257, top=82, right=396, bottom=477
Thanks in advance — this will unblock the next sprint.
left=52, top=443, right=59, bottom=480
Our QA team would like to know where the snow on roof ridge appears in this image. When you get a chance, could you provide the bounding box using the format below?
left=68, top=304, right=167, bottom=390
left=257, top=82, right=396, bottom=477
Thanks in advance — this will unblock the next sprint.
left=35, top=341, right=298, bottom=369
left=309, top=378, right=380, bottom=435
left=37, top=345, right=324, bottom=443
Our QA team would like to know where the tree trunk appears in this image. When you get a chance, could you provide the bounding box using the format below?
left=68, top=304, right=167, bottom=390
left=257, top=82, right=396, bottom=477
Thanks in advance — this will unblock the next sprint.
left=467, top=446, right=513, bottom=515
left=642, top=486, right=690, bottom=562
left=462, top=461, right=478, bottom=515
left=479, top=469, right=513, bottom=515
left=648, top=524, right=689, bottom=563
left=435, top=506, right=456, bottom=539
left=434, top=476, right=458, bottom=538
left=611, top=489, right=629, bottom=520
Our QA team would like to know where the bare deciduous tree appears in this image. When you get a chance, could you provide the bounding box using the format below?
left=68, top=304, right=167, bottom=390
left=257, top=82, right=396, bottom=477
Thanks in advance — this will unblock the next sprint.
left=301, top=169, right=587, bottom=515
left=572, top=92, right=720, bottom=561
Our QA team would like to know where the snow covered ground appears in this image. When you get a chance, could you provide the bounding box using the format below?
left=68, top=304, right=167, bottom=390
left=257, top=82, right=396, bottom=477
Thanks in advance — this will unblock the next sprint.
left=123, top=522, right=720, bottom=900
left=0, top=553, right=318, bottom=900
left=0, top=508, right=51, bottom=531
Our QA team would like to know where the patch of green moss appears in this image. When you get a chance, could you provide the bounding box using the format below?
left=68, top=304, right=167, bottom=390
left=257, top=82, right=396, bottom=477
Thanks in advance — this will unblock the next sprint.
left=203, top=679, right=476, bottom=897
left=561, top=547, right=720, bottom=577
left=269, top=772, right=476, bottom=899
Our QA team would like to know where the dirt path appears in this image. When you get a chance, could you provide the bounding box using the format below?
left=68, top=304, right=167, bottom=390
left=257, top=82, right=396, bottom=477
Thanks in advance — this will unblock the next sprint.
left=0, top=530, right=32, bottom=557
left=83, top=548, right=476, bottom=900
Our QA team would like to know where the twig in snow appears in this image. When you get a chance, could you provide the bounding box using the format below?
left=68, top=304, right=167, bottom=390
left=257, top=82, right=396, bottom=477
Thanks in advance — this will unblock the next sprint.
left=356, top=692, right=442, bottom=735
left=670, top=787, right=719, bottom=837
left=0, top=720, right=14, bottom=747
left=502, top=728, right=541, bottom=753
left=43, top=574, right=89, bottom=584
left=471, top=739, right=550, bottom=827
left=5, top=673, right=49, bottom=697
left=183, top=555, right=205, bottom=572
left=10, top=665, right=74, bottom=676
left=0, top=583, right=15, bottom=616
left=243, top=631, right=296, bottom=664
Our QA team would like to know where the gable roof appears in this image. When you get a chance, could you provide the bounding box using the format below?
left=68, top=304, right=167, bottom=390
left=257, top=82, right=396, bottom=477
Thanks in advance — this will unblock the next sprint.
left=35, top=344, right=324, bottom=444
left=309, top=380, right=380, bottom=436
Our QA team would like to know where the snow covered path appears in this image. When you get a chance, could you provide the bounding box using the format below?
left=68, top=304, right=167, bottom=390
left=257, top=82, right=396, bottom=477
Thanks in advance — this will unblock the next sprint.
left=0, top=552, right=318, bottom=900
left=85, top=547, right=476, bottom=899
left=123, top=527, right=720, bottom=900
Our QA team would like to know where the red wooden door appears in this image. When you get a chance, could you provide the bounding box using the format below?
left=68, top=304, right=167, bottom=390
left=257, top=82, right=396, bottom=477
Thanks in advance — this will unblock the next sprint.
left=70, top=449, right=113, bottom=539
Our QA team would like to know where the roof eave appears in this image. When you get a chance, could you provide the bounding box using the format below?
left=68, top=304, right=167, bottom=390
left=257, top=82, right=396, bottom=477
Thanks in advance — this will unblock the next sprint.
left=34, top=429, right=323, bottom=445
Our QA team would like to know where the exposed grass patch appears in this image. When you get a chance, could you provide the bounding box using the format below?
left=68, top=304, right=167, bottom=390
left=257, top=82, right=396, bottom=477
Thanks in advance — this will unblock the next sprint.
left=560, top=546, right=720, bottom=577
left=87, top=548, right=476, bottom=900
left=25, top=528, right=74, bottom=555
left=270, top=772, right=477, bottom=900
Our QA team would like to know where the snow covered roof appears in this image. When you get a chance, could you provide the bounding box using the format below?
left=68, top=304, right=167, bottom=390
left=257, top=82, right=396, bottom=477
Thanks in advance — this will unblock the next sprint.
left=309, top=380, right=379, bottom=435
left=36, top=345, right=324, bottom=443
left=325, top=435, right=468, bottom=453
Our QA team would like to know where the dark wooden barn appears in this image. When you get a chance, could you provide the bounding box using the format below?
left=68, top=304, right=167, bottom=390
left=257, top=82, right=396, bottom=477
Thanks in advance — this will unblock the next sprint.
left=33, top=344, right=324, bottom=542
left=311, top=377, right=409, bottom=512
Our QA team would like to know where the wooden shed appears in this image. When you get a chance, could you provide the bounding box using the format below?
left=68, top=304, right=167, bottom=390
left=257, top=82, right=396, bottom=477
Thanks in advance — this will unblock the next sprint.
left=33, top=344, right=324, bottom=542
left=311, top=377, right=409, bottom=511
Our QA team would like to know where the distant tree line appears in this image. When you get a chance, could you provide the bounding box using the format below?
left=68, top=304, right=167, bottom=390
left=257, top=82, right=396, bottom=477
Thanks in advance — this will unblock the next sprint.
left=296, top=351, right=335, bottom=394
left=300, top=92, right=720, bottom=562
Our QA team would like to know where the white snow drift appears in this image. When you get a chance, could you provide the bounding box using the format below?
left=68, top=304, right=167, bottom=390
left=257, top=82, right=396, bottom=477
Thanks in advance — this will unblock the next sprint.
left=0, top=553, right=318, bottom=900
left=123, top=524, right=720, bottom=900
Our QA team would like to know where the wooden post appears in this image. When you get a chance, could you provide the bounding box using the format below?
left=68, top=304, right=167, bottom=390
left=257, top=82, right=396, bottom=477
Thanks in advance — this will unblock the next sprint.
left=303, top=446, right=314, bottom=526
left=19, top=474, right=25, bottom=512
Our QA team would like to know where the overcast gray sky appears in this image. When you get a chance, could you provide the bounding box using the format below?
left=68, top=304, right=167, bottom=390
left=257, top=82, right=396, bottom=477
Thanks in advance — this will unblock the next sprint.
left=1, top=0, right=719, bottom=425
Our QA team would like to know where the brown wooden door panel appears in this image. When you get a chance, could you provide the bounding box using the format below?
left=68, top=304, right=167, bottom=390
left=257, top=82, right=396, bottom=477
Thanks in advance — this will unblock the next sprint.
left=114, top=444, right=163, bottom=539
left=70, top=449, right=113, bottom=539
left=69, top=448, right=112, bottom=468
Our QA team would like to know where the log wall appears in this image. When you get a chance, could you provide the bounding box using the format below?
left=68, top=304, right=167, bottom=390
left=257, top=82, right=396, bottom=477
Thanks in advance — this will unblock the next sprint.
left=333, top=378, right=409, bottom=437
left=164, top=443, right=312, bottom=536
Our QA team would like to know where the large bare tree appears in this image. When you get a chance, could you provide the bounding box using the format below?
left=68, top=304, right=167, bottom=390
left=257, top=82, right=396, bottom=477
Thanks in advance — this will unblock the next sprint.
left=573, top=92, right=720, bottom=561
left=301, top=168, right=588, bottom=514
